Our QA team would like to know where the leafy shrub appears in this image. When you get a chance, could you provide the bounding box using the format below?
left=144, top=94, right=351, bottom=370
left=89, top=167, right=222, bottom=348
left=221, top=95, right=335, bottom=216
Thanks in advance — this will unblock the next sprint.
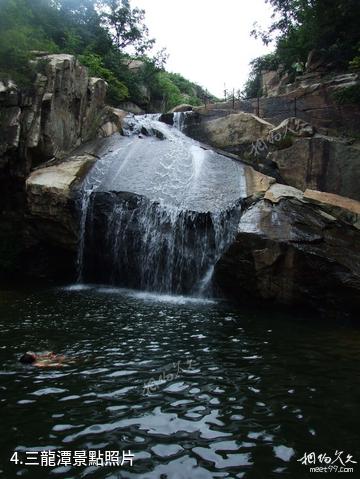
left=242, top=53, right=280, bottom=99
left=153, top=72, right=183, bottom=111
left=0, top=0, right=212, bottom=110
left=333, top=85, right=360, bottom=105
left=0, top=48, right=34, bottom=87
left=350, top=57, right=360, bottom=70
left=0, top=26, right=57, bottom=87
left=350, top=47, right=360, bottom=71
left=149, top=71, right=209, bottom=111
left=79, top=53, right=129, bottom=104
left=274, top=133, right=294, bottom=150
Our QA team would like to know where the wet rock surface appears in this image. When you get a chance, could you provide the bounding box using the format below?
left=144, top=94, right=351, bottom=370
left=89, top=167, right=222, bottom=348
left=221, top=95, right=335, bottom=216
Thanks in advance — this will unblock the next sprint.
left=214, top=192, right=360, bottom=317
left=1, top=60, right=359, bottom=317
left=179, top=107, right=360, bottom=201
left=83, top=190, right=229, bottom=293
left=22, top=115, right=360, bottom=317
left=0, top=54, right=123, bottom=279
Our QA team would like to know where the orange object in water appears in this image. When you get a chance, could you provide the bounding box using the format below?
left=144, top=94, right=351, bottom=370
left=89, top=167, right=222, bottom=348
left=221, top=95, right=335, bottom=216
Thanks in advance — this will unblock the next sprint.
left=19, top=351, right=72, bottom=367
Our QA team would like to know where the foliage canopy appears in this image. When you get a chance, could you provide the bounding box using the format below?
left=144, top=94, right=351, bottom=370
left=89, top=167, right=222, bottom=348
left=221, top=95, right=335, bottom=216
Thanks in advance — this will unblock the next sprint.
left=0, top=0, right=211, bottom=110
left=243, top=0, right=360, bottom=98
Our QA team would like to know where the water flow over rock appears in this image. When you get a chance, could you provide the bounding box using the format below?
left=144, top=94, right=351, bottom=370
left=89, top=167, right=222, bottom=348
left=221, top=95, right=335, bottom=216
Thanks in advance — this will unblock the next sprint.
left=78, top=114, right=247, bottom=294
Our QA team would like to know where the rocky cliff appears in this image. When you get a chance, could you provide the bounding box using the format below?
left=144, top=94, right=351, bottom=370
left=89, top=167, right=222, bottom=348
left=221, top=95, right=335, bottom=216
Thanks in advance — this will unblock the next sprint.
left=161, top=81, right=360, bottom=317
left=187, top=71, right=360, bottom=137
left=25, top=127, right=360, bottom=318
left=0, top=54, right=124, bottom=278
left=1, top=55, right=359, bottom=319
left=167, top=72, right=360, bottom=202
left=214, top=184, right=360, bottom=318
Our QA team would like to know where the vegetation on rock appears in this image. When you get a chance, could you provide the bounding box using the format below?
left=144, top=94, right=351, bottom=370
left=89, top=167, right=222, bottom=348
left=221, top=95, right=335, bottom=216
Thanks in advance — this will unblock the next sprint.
left=243, top=0, right=360, bottom=98
left=0, top=0, right=213, bottom=110
left=242, top=53, right=280, bottom=99
left=332, top=84, right=360, bottom=105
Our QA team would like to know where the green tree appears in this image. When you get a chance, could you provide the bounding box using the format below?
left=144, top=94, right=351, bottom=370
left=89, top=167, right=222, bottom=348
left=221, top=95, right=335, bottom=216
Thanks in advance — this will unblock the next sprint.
left=252, top=0, right=360, bottom=70
left=79, top=52, right=129, bottom=103
left=242, top=53, right=280, bottom=99
left=0, top=0, right=213, bottom=109
left=100, top=0, right=155, bottom=55
left=0, top=0, right=58, bottom=85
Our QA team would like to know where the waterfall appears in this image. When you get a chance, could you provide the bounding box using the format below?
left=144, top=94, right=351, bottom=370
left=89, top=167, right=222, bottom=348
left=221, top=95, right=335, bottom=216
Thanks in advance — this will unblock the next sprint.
left=77, top=114, right=247, bottom=296
left=173, top=111, right=191, bottom=132
left=76, top=138, right=128, bottom=281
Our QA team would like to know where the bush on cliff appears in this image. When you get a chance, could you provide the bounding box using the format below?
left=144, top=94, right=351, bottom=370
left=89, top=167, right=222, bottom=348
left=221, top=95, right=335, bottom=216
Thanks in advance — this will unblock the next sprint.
left=252, top=0, right=360, bottom=69
left=0, top=0, right=58, bottom=86
left=333, top=85, right=360, bottom=105
left=242, top=53, right=280, bottom=98
left=244, top=0, right=360, bottom=99
left=79, top=53, right=129, bottom=104
left=0, top=0, right=211, bottom=110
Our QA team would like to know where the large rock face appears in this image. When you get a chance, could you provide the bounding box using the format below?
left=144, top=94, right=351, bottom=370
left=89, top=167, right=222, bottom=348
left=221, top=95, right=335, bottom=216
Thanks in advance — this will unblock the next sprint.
left=0, top=54, right=124, bottom=279
left=178, top=72, right=360, bottom=200
left=21, top=155, right=95, bottom=279
left=185, top=110, right=273, bottom=141
left=215, top=185, right=360, bottom=317
left=0, top=54, right=122, bottom=181
left=179, top=101, right=360, bottom=201
left=170, top=104, right=194, bottom=113
left=26, top=155, right=95, bottom=249
left=303, top=189, right=360, bottom=228
left=201, top=113, right=274, bottom=154
left=256, top=72, right=360, bottom=136
left=271, top=135, right=360, bottom=201
left=20, top=122, right=360, bottom=318
left=32, top=56, right=105, bottom=163
left=178, top=72, right=360, bottom=137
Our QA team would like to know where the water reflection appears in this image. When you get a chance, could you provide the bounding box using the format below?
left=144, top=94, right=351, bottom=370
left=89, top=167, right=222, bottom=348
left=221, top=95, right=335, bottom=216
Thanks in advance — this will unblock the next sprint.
left=0, top=285, right=359, bottom=478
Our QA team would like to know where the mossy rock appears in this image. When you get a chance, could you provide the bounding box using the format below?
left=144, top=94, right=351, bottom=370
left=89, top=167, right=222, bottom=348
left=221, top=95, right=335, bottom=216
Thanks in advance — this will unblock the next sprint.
left=332, top=84, right=360, bottom=105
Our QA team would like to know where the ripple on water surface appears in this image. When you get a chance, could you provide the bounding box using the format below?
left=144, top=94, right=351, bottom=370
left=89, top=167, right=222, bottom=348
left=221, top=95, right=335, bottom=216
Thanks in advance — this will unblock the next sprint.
left=0, top=285, right=360, bottom=478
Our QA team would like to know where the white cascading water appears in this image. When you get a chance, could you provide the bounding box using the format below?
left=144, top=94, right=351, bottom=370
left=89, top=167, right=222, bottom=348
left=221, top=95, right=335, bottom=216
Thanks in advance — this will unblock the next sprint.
left=76, top=113, right=248, bottom=295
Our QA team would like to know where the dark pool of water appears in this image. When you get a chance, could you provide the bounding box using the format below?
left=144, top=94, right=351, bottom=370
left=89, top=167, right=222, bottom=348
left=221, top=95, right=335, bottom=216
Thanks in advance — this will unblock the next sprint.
left=0, top=284, right=359, bottom=478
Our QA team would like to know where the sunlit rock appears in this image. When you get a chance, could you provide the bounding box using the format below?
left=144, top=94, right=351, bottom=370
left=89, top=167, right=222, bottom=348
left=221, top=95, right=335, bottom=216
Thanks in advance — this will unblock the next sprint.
left=26, top=155, right=95, bottom=249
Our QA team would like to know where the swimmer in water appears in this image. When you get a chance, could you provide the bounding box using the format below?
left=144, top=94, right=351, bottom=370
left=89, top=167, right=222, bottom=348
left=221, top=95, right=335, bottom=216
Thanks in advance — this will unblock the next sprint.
left=19, top=351, right=70, bottom=368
